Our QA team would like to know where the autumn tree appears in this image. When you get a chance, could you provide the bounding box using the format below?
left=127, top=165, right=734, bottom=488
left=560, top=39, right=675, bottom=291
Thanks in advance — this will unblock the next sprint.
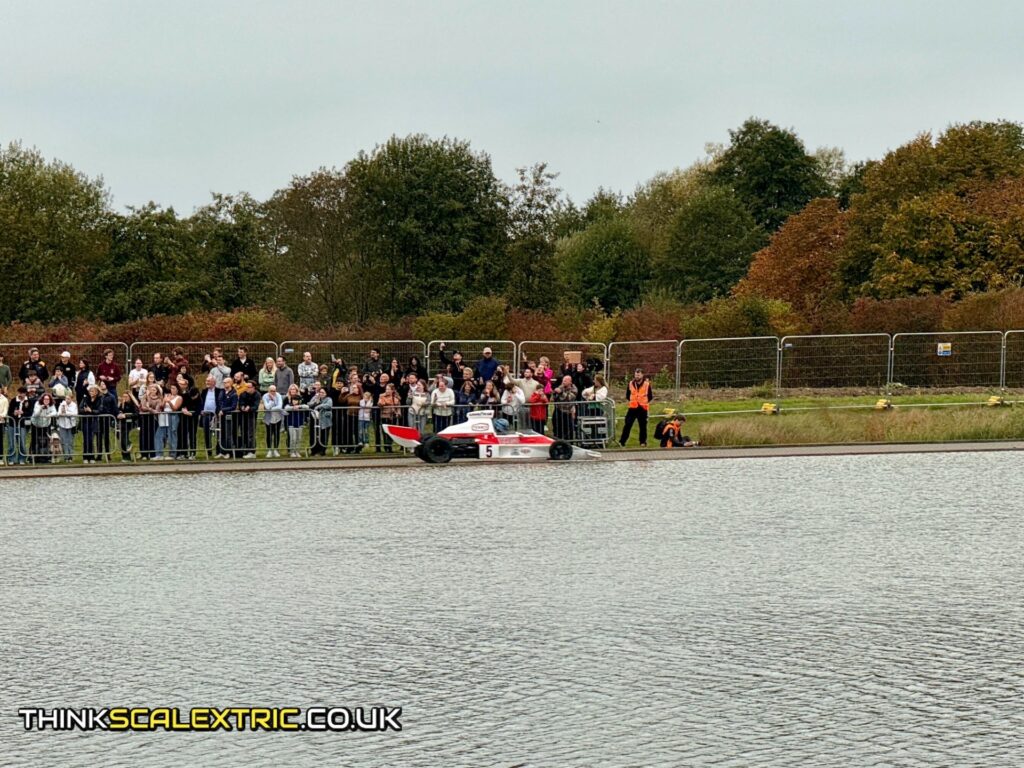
left=735, top=198, right=848, bottom=329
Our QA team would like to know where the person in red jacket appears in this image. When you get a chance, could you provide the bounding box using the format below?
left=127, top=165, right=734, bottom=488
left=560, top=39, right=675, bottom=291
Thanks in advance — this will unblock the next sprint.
left=619, top=368, right=654, bottom=447
left=96, top=348, right=123, bottom=393
left=528, top=388, right=549, bottom=434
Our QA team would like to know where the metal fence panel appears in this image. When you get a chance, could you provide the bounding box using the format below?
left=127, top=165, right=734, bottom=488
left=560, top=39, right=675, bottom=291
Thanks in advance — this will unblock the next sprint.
left=279, top=340, right=427, bottom=378
left=517, top=341, right=607, bottom=380
left=892, top=331, right=1003, bottom=387
left=680, top=337, right=779, bottom=389
left=780, top=334, right=890, bottom=388
left=608, top=340, right=679, bottom=394
left=1005, top=331, right=1024, bottom=388
left=425, top=340, right=517, bottom=378
left=128, top=341, right=279, bottom=381
left=0, top=342, right=130, bottom=392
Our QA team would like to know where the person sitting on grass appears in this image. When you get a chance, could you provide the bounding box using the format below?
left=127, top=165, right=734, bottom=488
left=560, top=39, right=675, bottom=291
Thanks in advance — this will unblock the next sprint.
left=654, top=410, right=699, bottom=449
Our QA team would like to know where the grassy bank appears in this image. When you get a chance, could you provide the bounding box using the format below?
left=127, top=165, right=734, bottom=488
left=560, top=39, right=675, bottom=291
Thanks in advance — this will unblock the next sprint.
left=615, top=395, right=1024, bottom=447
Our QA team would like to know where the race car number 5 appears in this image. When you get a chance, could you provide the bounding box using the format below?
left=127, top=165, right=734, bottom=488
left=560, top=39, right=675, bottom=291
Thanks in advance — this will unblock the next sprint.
left=485, top=446, right=493, bottom=457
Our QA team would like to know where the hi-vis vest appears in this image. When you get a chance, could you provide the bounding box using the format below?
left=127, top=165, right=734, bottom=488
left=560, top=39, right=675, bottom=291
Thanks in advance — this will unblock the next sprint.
left=628, top=379, right=651, bottom=409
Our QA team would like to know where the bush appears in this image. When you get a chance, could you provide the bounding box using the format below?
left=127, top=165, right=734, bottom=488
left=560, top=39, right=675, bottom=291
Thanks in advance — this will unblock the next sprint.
left=846, top=296, right=949, bottom=333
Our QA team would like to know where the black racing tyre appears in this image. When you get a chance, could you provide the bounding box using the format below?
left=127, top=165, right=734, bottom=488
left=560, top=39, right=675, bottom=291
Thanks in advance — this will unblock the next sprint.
left=549, top=440, right=573, bottom=461
left=413, top=444, right=424, bottom=460
left=421, top=436, right=453, bottom=464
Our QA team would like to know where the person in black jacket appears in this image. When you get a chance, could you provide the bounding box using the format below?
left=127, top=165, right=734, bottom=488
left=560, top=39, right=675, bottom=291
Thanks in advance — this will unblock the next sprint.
left=230, top=346, right=258, bottom=383
left=116, top=389, right=139, bottom=461
left=177, top=374, right=202, bottom=459
left=79, top=385, right=104, bottom=463
left=235, top=374, right=260, bottom=458
left=18, top=348, right=49, bottom=383
left=95, top=381, right=119, bottom=460
left=150, top=352, right=171, bottom=385
left=198, top=375, right=224, bottom=459
left=437, top=342, right=469, bottom=382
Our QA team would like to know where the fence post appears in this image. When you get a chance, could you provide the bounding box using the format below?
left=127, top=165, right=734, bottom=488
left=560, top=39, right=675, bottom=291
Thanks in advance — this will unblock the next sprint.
left=1001, top=332, right=1008, bottom=390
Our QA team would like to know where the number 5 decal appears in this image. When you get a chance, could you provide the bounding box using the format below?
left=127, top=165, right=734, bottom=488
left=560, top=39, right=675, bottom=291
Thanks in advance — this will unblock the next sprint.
left=485, top=445, right=493, bottom=457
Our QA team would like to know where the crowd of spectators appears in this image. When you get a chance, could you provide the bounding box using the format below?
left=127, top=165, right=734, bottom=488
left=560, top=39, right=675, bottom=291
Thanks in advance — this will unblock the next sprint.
left=0, top=343, right=615, bottom=464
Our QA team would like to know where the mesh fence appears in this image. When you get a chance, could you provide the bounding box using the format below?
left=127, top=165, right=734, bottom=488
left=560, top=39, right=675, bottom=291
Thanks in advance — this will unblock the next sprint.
left=0, top=342, right=131, bottom=393
left=779, top=334, right=890, bottom=388
left=425, top=340, right=518, bottom=378
left=516, top=341, right=607, bottom=379
left=679, top=337, right=779, bottom=389
left=128, top=341, right=279, bottom=380
left=891, top=332, right=1003, bottom=387
left=607, top=341, right=679, bottom=393
left=1005, top=331, right=1024, bottom=388
left=279, top=340, right=427, bottom=378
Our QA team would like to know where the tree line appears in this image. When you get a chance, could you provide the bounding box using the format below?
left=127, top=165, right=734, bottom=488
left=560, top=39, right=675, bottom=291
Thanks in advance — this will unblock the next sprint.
left=2, top=118, right=1023, bottom=332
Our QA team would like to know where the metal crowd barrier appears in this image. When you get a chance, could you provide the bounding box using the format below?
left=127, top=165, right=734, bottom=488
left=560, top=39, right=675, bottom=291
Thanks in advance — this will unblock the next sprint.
left=779, top=333, right=891, bottom=389
left=608, top=340, right=680, bottom=396
left=128, top=341, right=279, bottom=381
left=517, top=341, right=608, bottom=380
left=279, top=340, right=427, bottom=381
left=891, top=331, right=1003, bottom=388
left=0, top=342, right=131, bottom=392
left=425, top=340, right=517, bottom=379
left=2, top=412, right=115, bottom=465
left=679, top=336, right=779, bottom=390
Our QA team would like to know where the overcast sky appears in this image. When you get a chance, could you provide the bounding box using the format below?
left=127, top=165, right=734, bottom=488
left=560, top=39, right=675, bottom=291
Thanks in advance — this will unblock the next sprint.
left=2, top=0, right=1021, bottom=212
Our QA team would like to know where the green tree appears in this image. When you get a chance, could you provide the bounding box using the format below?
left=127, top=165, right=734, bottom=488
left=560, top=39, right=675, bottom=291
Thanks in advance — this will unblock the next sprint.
left=344, top=134, right=507, bottom=316
left=264, top=169, right=383, bottom=324
left=626, top=165, right=710, bottom=261
left=0, top=142, right=111, bottom=322
left=190, top=193, right=269, bottom=311
left=555, top=217, right=651, bottom=310
left=661, top=187, right=766, bottom=303
left=89, top=204, right=205, bottom=321
left=709, top=118, right=828, bottom=231
left=504, top=163, right=562, bottom=308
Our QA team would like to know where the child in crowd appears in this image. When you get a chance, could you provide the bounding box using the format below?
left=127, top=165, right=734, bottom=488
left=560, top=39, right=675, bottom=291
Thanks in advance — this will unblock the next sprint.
left=358, top=390, right=374, bottom=447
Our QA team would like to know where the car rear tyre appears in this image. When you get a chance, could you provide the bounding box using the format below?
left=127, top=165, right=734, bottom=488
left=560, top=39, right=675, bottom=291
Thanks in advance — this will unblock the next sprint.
left=549, top=440, right=573, bottom=461
left=421, top=436, right=453, bottom=464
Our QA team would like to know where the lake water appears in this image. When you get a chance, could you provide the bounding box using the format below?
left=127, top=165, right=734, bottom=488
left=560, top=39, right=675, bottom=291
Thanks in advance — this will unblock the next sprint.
left=2, top=453, right=1023, bottom=767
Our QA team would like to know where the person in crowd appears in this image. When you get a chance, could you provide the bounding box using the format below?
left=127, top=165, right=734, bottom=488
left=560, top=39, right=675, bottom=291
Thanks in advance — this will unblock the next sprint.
left=358, top=389, right=374, bottom=448
left=230, top=346, right=258, bottom=383
left=406, top=377, right=429, bottom=435
left=97, top=348, right=123, bottom=392
left=385, top=358, right=403, bottom=385
left=127, top=358, right=148, bottom=392
left=6, top=387, right=31, bottom=464
left=154, top=382, right=183, bottom=460
left=297, top=351, right=318, bottom=399
left=217, top=377, right=239, bottom=459
left=30, top=392, right=57, bottom=463
left=167, top=347, right=189, bottom=381
left=0, top=384, right=7, bottom=463
left=48, top=365, right=70, bottom=400
left=236, top=373, right=259, bottom=459
left=528, top=384, right=549, bottom=434
left=201, top=346, right=224, bottom=373
left=285, top=387, right=311, bottom=458
left=116, top=389, right=139, bottom=461
left=19, top=347, right=49, bottom=383
left=307, top=385, right=331, bottom=456
left=258, top=357, right=277, bottom=394
left=24, top=369, right=44, bottom=398
left=207, top=350, right=231, bottom=389
left=262, top=384, right=284, bottom=458
left=405, top=355, right=427, bottom=383
left=377, top=381, right=402, bottom=453
left=362, top=347, right=383, bottom=378
left=177, top=373, right=201, bottom=459
left=56, top=391, right=78, bottom=463
left=620, top=367, right=654, bottom=448
left=477, top=380, right=500, bottom=410
left=317, top=362, right=331, bottom=395
left=137, top=370, right=157, bottom=402
left=582, top=373, right=608, bottom=403
left=80, top=384, right=105, bottom=463
left=175, top=361, right=195, bottom=389
left=535, top=356, right=555, bottom=395
left=96, top=381, right=119, bottom=459
left=474, top=347, right=500, bottom=386
left=363, top=371, right=389, bottom=452
left=198, top=374, right=223, bottom=459
left=500, top=380, right=525, bottom=428
left=502, top=364, right=541, bottom=400
left=138, top=382, right=164, bottom=460
left=454, top=380, right=476, bottom=424
left=0, top=352, right=12, bottom=391
left=551, top=375, right=579, bottom=441
left=430, top=376, right=455, bottom=433
left=437, top=342, right=470, bottom=382
left=150, top=352, right=170, bottom=385
left=339, top=379, right=362, bottom=453
left=569, top=361, right=593, bottom=393
left=274, top=356, right=294, bottom=394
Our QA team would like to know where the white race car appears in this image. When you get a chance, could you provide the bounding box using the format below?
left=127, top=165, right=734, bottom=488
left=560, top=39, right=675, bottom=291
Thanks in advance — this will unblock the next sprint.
left=383, top=410, right=601, bottom=463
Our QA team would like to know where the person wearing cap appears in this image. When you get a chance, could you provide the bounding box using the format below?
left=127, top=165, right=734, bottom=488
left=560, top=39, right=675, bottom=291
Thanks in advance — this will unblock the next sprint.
left=437, top=342, right=469, bottom=381
left=0, top=352, right=12, bottom=392
left=19, top=347, right=49, bottom=383
left=474, top=347, right=500, bottom=385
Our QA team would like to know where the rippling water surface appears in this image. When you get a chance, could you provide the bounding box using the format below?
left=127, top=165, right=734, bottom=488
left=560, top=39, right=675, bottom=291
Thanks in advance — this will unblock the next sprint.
left=2, top=453, right=1024, bottom=766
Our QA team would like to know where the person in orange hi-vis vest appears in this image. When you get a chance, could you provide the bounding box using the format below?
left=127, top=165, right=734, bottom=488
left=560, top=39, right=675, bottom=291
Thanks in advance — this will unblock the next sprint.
left=620, top=368, right=654, bottom=447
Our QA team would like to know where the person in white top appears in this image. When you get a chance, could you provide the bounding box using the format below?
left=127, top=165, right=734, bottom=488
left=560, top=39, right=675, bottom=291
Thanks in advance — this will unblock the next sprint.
left=56, top=392, right=79, bottom=462
left=500, top=381, right=526, bottom=426
left=127, top=358, right=148, bottom=391
left=428, top=376, right=454, bottom=432
left=582, top=373, right=609, bottom=402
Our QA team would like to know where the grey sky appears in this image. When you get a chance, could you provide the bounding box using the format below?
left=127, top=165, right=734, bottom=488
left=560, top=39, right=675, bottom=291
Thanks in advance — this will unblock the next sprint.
left=2, top=0, right=1022, bottom=213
